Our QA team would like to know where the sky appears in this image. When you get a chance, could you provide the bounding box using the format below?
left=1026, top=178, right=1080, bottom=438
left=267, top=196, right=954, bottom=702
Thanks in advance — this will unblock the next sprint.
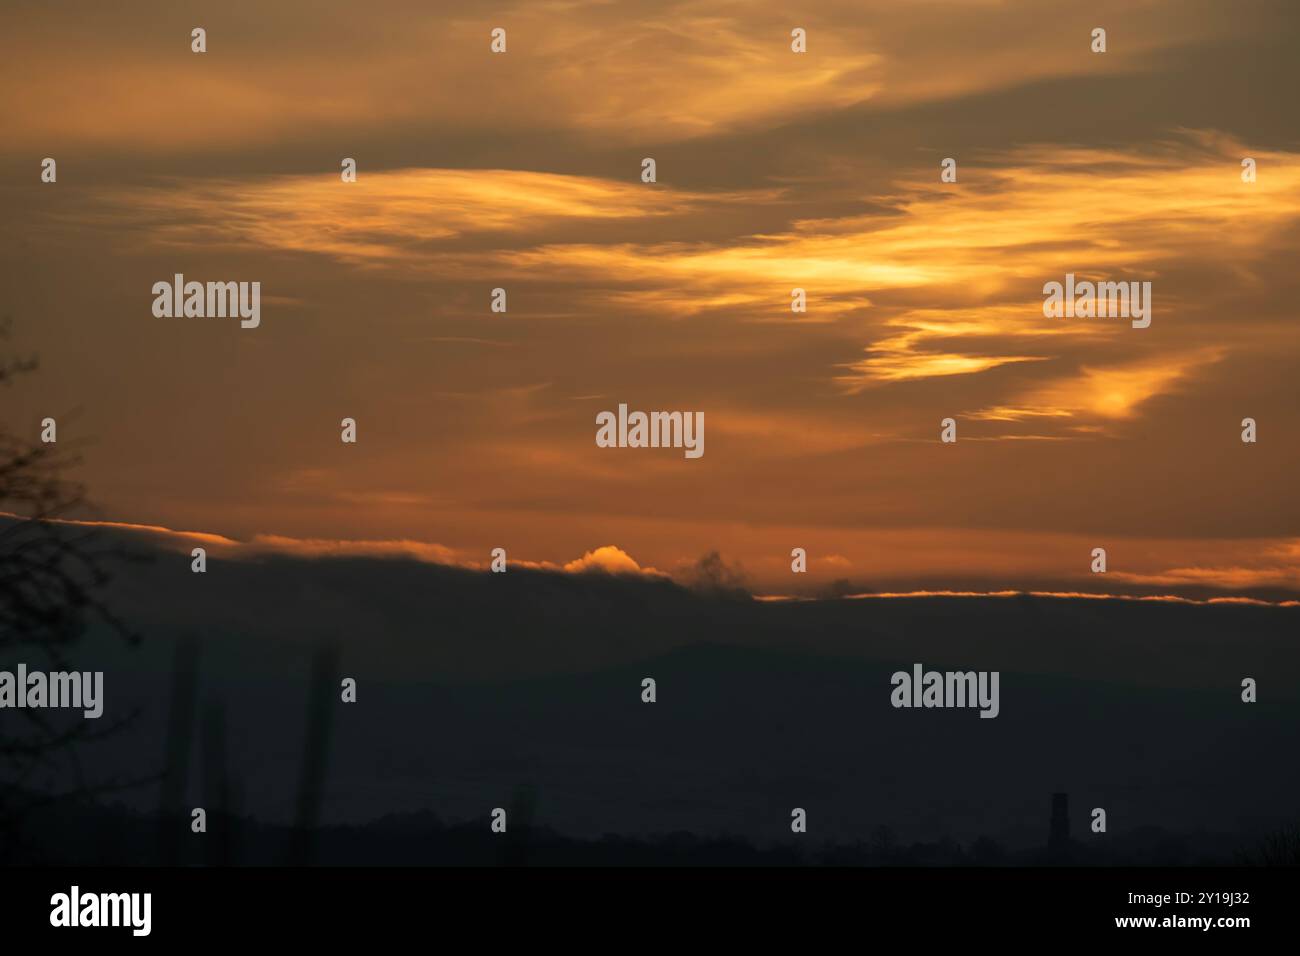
left=1, top=0, right=1298, bottom=598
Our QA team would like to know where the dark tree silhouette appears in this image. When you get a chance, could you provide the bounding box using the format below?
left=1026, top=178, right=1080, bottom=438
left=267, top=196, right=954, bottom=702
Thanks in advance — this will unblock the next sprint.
left=1249, top=823, right=1300, bottom=866
left=0, top=318, right=144, bottom=862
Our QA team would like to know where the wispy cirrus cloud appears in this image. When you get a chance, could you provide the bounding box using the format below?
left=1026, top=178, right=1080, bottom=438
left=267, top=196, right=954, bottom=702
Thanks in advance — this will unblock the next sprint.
left=7, top=0, right=1243, bottom=154
left=969, top=347, right=1225, bottom=424
left=56, top=136, right=1300, bottom=453
left=71, top=169, right=761, bottom=269
left=79, top=137, right=1300, bottom=303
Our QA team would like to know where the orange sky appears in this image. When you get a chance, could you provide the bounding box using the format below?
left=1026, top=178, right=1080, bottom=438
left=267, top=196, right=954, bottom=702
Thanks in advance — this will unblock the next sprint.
left=2, top=0, right=1298, bottom=598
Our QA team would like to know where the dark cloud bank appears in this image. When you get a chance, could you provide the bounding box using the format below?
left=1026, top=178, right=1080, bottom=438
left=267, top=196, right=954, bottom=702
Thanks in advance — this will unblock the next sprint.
left=4, top=519, right=1298, bottom=864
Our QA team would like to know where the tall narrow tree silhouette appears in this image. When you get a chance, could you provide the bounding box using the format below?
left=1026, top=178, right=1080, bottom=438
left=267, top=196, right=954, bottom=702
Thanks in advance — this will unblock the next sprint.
left=158, top=637, right=200, bottom=864
left=286, top=642, right=340, bottom=865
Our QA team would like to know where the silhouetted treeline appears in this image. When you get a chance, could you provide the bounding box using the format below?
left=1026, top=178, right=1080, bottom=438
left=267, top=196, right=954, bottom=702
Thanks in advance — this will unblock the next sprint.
left=8, top=794, right=1288, bottom=867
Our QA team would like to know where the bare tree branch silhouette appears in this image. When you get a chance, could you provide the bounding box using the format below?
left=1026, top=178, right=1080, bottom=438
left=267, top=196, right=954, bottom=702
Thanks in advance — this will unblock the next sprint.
left=0, top=317, right=150, bottom=863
